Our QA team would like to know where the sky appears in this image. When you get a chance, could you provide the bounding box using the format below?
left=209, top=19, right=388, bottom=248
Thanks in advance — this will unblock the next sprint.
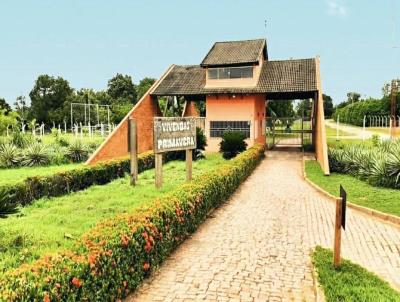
left=0, top=0, right=399, bottom=106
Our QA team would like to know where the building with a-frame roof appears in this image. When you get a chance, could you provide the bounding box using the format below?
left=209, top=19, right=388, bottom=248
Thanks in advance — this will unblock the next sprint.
left=87, top=38, right=329, bottom=174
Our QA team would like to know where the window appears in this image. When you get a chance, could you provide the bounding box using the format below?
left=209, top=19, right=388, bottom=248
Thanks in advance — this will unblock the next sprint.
left=210, top=121, right=251, bottom=138
left=207, top=66, right=253, bottom=79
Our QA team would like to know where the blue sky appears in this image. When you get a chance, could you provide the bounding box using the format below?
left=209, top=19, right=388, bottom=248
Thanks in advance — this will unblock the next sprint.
left=0, top=0, right=399, bottom=105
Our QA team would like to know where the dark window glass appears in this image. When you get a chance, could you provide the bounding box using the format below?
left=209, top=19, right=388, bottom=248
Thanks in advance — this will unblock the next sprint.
left=210, top=121, right=251, bottom=138
left=208, top=69, right=218, bottom=79
left=208, top=66, right=253, bottom=79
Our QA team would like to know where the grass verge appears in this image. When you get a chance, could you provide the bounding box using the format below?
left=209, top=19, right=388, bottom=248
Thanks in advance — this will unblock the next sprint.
left=0, top=164, right=81, bottom=186
left=312, top=246, right=400, bottom=301
left=0, top=154, right=224, bottom=273
left=305, top=160, right=400, bottom=217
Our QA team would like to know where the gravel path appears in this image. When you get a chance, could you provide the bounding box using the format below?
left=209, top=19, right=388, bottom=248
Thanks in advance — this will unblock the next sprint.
left=126, top=150, right=400, bottom=301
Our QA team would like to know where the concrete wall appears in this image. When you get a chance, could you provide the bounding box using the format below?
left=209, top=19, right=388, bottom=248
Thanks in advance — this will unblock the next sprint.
left=205, top=94, right=266, bottom=152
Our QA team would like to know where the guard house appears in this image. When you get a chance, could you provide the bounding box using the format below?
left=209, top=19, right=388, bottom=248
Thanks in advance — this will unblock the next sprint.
left=87, top=38, right=329, bottom=174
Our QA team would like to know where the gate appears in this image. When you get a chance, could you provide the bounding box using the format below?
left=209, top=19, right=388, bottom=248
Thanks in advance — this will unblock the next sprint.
left=266, top=117, right=313, bottom=150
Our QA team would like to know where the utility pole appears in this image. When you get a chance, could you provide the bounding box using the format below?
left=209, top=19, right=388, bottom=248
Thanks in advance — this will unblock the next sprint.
left=390, top=80, right=398, bottom=139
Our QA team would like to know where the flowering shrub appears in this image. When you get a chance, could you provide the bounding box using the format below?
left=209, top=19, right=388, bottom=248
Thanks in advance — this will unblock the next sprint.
left=0, top=151, right=155, bottom=208
left=0, top=144, right=264, bottom=301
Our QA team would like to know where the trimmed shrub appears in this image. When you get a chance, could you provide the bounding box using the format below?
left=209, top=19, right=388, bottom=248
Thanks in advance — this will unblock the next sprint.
left=0, top=151, right=155, bottom=208
left=0, top=189, right=18, bottom=219
left=0, top=144, right=265, bottom=301
left=219, top=131, right=247, bottom=159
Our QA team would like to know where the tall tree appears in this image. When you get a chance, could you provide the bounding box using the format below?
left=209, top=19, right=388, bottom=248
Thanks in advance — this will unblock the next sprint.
left=29, top=75, right=73, bottom=124
left=346, top=92, right=361, bottom=103
left=268, top=100, right=295, bottom=117
left=136, top=77, right=156, bottom=100
left=0, top=98, right=11, bottom=113
left=323, top=94, right=334, bottom=118
left=14, top=95, right=29, bottom=121
left=107, top=74, right=137, bottom=103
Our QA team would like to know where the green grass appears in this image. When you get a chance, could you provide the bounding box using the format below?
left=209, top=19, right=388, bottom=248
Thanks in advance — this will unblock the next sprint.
left=313, top=247, right=400, bottom=302
left=305, top=160, right=400, bottom=217
left=0, top=163, right=82, bottom=186
left=0, top=154, right=225, bottom=274
left=325, top=125, right=353, bottom=137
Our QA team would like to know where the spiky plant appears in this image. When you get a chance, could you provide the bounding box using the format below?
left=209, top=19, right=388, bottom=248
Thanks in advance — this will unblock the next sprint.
left=0, top=188, right=18, bottom=218
left=386, top=143, right=400, bottom=188
left=21, top=143, right=50, bottom=167
left=0, top=143, right=21, bottom=168
left=66, top=140, right=89, bottom=162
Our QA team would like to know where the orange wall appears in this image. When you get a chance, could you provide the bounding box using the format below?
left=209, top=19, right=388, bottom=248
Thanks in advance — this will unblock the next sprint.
left=205, top=94, right=266, bottom=151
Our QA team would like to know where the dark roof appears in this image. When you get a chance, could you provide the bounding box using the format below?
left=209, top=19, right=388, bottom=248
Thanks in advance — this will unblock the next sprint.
left=200, top=39, right=266, bottom=67
left=152, top=59, right=317, bottom=98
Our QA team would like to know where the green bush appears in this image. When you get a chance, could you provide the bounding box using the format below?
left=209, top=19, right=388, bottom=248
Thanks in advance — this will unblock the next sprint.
left=0, top=144, right=21, bottom=168
left=0, top=145, right=265, bottom=301
left=329, top=139, right=400, bottom=188
left=219, top=131, right=247, bottom=159
left=0, top=189, right=18, bottom=219
left=21, top=143, right=51, bottom=167
left=0, top=151, right=155, bottom=208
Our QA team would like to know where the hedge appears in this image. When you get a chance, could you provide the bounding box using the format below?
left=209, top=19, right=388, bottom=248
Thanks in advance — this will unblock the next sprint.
left=1, top=151, right=155, bottom=208
left=0, top=144, right=265, bottom=301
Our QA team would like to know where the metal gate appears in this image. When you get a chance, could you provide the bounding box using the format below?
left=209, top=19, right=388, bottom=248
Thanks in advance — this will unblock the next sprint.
left=266, top=117, right=313, bottom=150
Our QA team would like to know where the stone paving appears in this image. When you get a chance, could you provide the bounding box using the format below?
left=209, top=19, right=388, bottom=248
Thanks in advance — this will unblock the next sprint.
left=127, top=150, right=400, bottom=302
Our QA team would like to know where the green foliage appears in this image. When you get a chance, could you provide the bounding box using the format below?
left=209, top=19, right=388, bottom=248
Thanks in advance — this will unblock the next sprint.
left=0, top=144, right=21, bottom=168
left=66, top=140, right=89, bottom=163
left=0, top=110, right=19, bottom=136
left=312, top=247, right=400, bottom=302
left=0, top=145, right=264, bottom=301
left=0, top=189, right=18, bottom=219
left=219, top=131, right=247, bottom=159
left=107, top=73, right=137, bottom=103
left=323, top=94, right=334, bottom=118
left=136, top=77, right=156, bottom=100
left=268, top=100, right=295, bottom=117
left=0, top=99, right=11, bottom=113
left=306, top=160, right=400, bottom=217
left=328, top=139, right=400, bottom=189
left=21, top=143, right=50, bottom=167
left=0, top=151, right=155, bottom=209
left=29, top=75, right=73, bottom=125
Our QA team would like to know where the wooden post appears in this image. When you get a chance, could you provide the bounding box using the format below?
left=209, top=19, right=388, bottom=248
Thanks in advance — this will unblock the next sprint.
left=333, top=197, right=343, bottom=267
left=129, top=118, right=138, bottom=185
left=155, top=153, right=163, bottom=188
left=186, top=149, right=193, bottom=181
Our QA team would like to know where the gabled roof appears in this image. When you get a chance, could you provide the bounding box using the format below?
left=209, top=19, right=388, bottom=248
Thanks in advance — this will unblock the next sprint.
left=200, top=39, right=267, bottom=67
left=152, top=59, right=317, bottom=97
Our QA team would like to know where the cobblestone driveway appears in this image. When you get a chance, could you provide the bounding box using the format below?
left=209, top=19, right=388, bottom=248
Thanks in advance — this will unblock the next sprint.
left=127, top=151, right=400, bottom=302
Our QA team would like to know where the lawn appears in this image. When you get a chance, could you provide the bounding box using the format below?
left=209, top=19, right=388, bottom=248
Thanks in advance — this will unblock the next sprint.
left=305, top=160, right=400, bottom=217
left=0, top=163, right=82, bottom=186
left=0, top=154, right=225, bottom=274
left=313, top=247, right=400, bottom=301
left=325, top=125, right=353, bottom=137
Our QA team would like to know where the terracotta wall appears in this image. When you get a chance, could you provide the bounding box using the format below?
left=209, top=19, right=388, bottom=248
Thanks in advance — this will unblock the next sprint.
left=314, top=57, right=330, bottom=175
left=85, top=94, right=161, bottom=165
left=205, top=94, right=266, bottom=151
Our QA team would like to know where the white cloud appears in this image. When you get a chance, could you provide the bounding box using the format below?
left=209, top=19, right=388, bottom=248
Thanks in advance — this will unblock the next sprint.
left=327, top=0, right=347, bottom=17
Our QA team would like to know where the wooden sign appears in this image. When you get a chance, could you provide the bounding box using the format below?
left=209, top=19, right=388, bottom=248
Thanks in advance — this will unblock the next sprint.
left=153, top=117, right=197, bottom=188
left=153, top=117, right=197, bottom=153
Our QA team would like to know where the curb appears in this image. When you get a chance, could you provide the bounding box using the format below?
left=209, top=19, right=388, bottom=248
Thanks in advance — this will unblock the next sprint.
left=302, top=158, right=400, bottom=227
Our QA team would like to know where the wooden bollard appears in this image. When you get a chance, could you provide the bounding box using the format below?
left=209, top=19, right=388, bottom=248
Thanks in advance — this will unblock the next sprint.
left=333, top=197, right=343, bottom=267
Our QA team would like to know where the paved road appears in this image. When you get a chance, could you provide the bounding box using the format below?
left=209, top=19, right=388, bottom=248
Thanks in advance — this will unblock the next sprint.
left=325, top=119, right=391, bottom=140
left=127, top=151, right=400, bottom=302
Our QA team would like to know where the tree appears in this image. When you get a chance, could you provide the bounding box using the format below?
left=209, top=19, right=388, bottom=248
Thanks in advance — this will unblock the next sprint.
left=0, top=98, right=11, bottom=113
left=296, top=99, right=312, bottom=118
left=268, top=100, right=295, bottom=117
left=323, top=94, right=334, bottom=118
left=346, top=92, right=361, bottom=104
left=14, top=95, right=29, bottom=121
left=0, top=109, right=19, bottom=135
left=107, top=74, right=136, bottom=103
left=29, top=75, right=73, bottom=125
left=136, top=77, right=156, bottom=100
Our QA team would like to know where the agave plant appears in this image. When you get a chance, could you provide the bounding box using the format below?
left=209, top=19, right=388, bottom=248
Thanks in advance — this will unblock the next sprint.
left=66, top=140, right=89, bottom=162
left=0, top=188, right=18, bottom=218
left=0, top=143, right=21, bottom=168
left=21, top=143, right=50, bottom=167
left=386, top=143, right=400, bottom=188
